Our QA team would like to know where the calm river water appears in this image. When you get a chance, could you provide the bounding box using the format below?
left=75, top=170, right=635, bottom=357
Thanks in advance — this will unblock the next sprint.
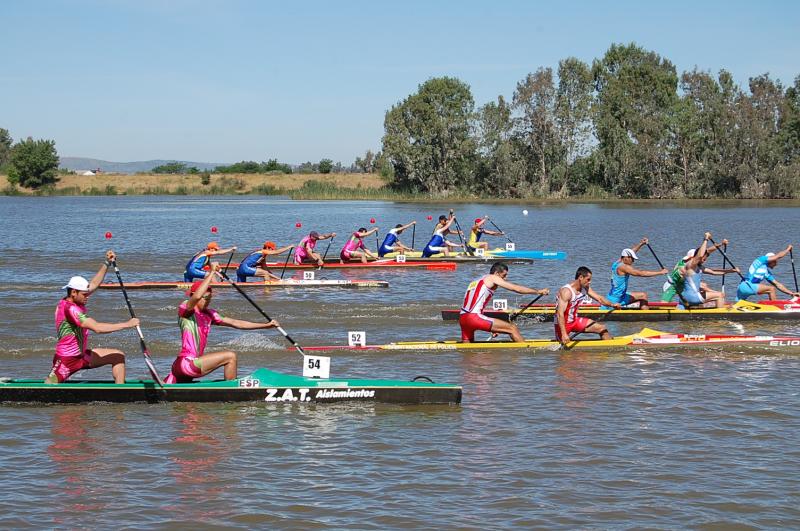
left=1, top=196, right=799, bottom=528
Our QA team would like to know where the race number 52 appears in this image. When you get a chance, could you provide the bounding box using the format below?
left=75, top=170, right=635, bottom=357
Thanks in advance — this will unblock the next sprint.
left=303, top=355, right=330, bottom=379
left=492, top=299, right=508, bottom=311
left=348, top=331, right=366, bottom=346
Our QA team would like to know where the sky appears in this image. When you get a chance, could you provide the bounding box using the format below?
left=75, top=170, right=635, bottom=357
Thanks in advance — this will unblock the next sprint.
left=2, top=0, right=798, bottom=165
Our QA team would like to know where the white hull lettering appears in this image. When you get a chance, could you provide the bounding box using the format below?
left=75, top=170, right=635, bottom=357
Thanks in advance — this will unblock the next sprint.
left=769, top=340, right=800, bottom=346
left=264, top=388, right=313, bottom=402
left=314, top=388, right=375, bottom=400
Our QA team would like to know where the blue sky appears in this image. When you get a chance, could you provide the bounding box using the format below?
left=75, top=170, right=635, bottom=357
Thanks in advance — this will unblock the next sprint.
left=2, top=0, right=798, bottom=164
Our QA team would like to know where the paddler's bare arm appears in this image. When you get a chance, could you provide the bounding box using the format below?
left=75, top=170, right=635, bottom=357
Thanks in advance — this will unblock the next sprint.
left=80, top=315, right=140, bottom=334
left=770, top=278, right=800, bottom=297
left=218, top=317, right=280, bottom=330
left=555, top=287, right=571, bottom=342
left=492, top=276, right=549, bottom=296
left=617, top=262, right=668, bottom=277
left=88, top=250, right=116, bottom=293
left=631, top=237, right=649, bottom=253
left=187, top=263, right=219, bottom=310
left=587, top=288, right=622, bottom=309
left=211, top=246, right=237, bottom=256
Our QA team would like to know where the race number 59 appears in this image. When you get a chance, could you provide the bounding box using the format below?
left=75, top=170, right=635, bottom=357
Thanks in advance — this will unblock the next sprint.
left=303, top=271, right=315, bottom=280
left=492, top=299, right=508, bottom=311
left=303, top=355, right=330, bottom=379
left=348, top=331, right=366, bottom=346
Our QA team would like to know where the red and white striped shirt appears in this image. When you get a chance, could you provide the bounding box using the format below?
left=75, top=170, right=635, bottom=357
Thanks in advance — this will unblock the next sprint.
left=460, top=275, right=496, bottom=315
left=555, top=284, right=591, bottom=325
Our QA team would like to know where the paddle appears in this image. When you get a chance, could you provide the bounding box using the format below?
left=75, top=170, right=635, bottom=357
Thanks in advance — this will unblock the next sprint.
left=721, top=242, right=728, bottom=296
left=317, top=236, right=334, bottom=270
left=279, top=246, right=294, bottom=280
left=488, top=219, right=513, bottom=244
left=217, top=269, right=308, bottom=356
left=223, top=249, right=235, bottom=274
left=411, top=223, right=416, bottom=250
left=110, top=260, right=165, bottom=387
left=646, top=242, right=693, bottom=310
left=508, top=293, right=544, bottom=322
left=791, top=248, right=799, bottom=293
left=450, top=212, right=471, bottom=256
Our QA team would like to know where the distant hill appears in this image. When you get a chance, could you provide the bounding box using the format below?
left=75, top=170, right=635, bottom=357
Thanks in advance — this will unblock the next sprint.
left=59, top=157, right=227, bottom=174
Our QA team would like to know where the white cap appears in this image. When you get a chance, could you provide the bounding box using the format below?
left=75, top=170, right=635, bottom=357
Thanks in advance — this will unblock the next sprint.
left=766, top=252, right=776, bottom=258
left=683, top=249, right=696, bottom=260
left=62, top=276, right=90, bottom=291
left=621, top=248, right=639, bottom=260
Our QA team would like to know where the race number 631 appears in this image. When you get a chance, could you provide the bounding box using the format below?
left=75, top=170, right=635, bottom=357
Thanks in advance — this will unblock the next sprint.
left=492, top=299, right=508, bottom=311
left=348, top=331, right=366, bottom=346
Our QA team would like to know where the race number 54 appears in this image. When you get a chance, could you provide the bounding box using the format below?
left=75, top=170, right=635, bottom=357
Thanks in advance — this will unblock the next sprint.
left=303, top=355, right=330, bottom=379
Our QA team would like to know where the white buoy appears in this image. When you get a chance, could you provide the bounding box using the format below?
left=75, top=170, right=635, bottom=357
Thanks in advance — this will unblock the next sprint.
left=522, top=209, right=529, bottom=216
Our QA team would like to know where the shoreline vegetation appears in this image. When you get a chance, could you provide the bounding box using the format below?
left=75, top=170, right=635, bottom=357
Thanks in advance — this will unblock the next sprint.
left=2, top=172, right=800, bottom=205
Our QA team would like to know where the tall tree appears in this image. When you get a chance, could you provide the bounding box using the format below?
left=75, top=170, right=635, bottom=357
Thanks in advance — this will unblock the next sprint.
left=513, top=67, right=559, bottom=195
left=592, top=43, right=679, bottom=197
left=475, top=96, right=527, bottom=196
left=8, top=137, right=60, bottom=189
left=555, top=58, right=594, bottom=196
left=382, top=77, right=477, bottom=194
left=0, top=128, right=12, bottom=170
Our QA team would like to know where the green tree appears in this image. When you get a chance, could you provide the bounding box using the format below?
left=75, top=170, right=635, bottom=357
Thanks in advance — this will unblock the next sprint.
left=152, top=161, right=187, bottom=174
left=0, top=128, right=12, bottom=170
left=8, top=137, right=60, bottom=189
left=555, top=58, right=594, bottom=196
left=382, top=77, right=477, bottom=194
left=318, top=158, right=333, bottom=174
left=592, top=43, right=679, bottom=197
left=475, top=96, right=528, bottom=197
left=513, top=67, right=560, bottom=195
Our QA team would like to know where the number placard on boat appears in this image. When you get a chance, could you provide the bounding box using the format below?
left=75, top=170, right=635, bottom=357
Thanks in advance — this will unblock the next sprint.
left=348, top=330, right=366, bottom=347
left=492, top=299, right=508, bottom=311
left=303, top=355, right=330, bottom=379
left=475, top=248, right=485, bottom=257
left=395, top=254, right=407, bottom=263
left=303, top=271, right=315, bottom=280
left=505, top=242, right=516, bottom=252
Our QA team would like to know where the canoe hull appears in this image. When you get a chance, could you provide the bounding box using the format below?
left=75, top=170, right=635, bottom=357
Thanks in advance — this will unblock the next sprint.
left=99, top=279, right=390, bottom=290
left=440, top=300, right=800, bottom=322
left=0, top=369, right=462, bottom=405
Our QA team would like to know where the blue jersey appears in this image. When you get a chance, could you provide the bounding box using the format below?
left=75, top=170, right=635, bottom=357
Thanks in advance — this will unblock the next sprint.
left=378, top=229, right=400, bottom=257
left=606, top=260, right=629, bottom=303
left=422, top=228, right=446, bottom=258
left=184, top=251, right=210, bottom=281
left=744, top=255, right=775, bottom=285
left=240, top=250, right=264, bottom=269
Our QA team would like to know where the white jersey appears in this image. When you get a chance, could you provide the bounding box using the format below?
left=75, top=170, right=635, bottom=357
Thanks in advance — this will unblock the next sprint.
left=460, top=275, right=496, bottom=315
left=555, top=284, right=591, bottom=325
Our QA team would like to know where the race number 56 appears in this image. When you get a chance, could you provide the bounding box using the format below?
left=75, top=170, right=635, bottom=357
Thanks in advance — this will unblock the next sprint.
left=303, top=355, right=330, bottom=379
left=348, top=331, right=366, bottom=346
left=492, top=299, right=508, bottom=311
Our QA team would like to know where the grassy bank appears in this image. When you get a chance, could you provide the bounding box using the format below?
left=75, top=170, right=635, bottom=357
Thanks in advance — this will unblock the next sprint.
left=3, top=173, right=800, bottom=206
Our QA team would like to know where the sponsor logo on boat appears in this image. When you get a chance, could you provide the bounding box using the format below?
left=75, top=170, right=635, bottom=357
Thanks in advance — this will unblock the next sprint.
left=265, top=388, right=312, bottom=402
left=263, top=387, right=376, bottom=402
left=769, top=340, right=800, bottom=346
left=315, top=388, right=375, bottom=399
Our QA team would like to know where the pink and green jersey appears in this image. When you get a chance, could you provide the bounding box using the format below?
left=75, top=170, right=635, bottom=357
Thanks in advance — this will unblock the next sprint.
left=55, top=299, right=89, bottom=358
left=177, top=301, right=225, bottom=359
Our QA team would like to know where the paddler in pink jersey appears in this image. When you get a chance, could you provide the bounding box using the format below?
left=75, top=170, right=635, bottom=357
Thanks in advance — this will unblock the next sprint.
left=293, top=230, right=336, bottom=266
left=340, top=227, right=379, bottom=263
left=555, top=266, right=621, bottom=345
left=460, top=262, right=549, bottom=342
left=165, top=262, right=280, bottom=383
left=47, top=250, right=140, bottom=384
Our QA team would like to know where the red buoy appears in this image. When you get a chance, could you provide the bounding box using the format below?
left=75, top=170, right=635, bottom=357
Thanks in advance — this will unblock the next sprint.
left=370, top=218, right=376, bottom=224
left=211, top=226, right=218, bottom=233
left=295, top=222, right=302, bottom=228
left=104, top=231, right=112, bottom=239
left=427, top=215, right=433, bottom=221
